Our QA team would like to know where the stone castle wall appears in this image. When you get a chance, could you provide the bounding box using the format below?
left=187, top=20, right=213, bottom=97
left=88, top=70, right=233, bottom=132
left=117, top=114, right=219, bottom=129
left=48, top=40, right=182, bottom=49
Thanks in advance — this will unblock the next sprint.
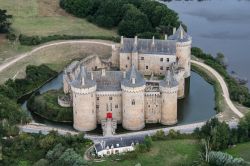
left=122, top=86, right=146, bottom=131
left=96, top=91, right=122, bottom=124
left=144, top=92, right=161, bottom=123
left=176, top=40, right=192, bottom=78
left=72, top=86, right=97, bottom=131
left=160, top=86, right=178, bottom=125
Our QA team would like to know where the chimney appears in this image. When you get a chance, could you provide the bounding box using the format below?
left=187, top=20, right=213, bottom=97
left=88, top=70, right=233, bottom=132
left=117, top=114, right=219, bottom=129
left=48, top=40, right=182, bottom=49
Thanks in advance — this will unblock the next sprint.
left=121, top=36, right=124, bottom=45
left=123, top=71, right=126, bottom=79
left=101, top=68, right=106, bottom=77
left=91, top=72, right=94, bottom=80
left=180, top=29, right=184, bottom=39
left=132, top=77, right=136, bottom=84
left=173, top=27, right=176, bottom=35
left=81, top=77, right=85, bottom=86
left=152, top=36, right=155, bottom=47
left=134, top=36, right=138, bottom=46
left=165, top=34, right=168, bottom=40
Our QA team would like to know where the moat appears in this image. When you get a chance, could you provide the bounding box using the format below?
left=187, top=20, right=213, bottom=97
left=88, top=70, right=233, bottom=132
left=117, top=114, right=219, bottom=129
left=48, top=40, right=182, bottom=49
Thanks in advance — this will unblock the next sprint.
left=21, top=71, right=216, bottom=133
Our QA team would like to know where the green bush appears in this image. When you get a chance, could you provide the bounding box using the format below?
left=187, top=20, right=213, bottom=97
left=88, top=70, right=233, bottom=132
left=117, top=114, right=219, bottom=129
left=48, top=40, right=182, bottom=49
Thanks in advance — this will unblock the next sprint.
left=208, top=151, right=246, bottom=166
left=27, top=90, right=73, bottom=122
left=19, top=34, right=120, bottom=46
left=4, top=64, right=57, bottom=98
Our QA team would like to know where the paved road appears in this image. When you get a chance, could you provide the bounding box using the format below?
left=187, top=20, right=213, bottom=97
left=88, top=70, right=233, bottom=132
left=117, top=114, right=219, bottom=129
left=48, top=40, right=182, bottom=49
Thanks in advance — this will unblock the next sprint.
left=0, top=40, right=115, bottom=73
left=191, top=60, right=244, bottom=118
left=19, top=120, right=238, bottom=142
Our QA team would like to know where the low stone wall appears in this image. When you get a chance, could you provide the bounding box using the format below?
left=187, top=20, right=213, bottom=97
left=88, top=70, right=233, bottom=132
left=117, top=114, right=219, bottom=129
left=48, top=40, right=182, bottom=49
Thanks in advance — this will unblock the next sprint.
left=58, top=95, right=71, bottom=107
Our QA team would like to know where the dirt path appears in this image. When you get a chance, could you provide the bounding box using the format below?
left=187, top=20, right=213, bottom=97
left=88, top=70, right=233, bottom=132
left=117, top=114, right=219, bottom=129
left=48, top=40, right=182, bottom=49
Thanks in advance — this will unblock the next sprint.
left=0, top=40, right=115, bottom=73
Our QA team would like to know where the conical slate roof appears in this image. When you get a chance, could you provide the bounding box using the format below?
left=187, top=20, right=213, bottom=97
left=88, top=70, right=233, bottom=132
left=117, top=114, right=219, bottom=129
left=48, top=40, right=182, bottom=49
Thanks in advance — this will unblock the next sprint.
left=122, top=65, right=145, bottom=88
left=169, top=24, right=191, bottom=42
left=71, top=66, right=96, bottom=89
left=159, top=66, right=178, bottom=88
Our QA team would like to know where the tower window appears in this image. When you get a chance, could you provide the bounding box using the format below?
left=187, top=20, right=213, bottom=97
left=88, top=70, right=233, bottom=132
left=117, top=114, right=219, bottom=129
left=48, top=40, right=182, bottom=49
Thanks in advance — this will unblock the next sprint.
left=127, top=56, right=130, bottom=60
left=160, top=58, right=163, bottom=62
left=167, top=58, right=169, bottom=62
left=132, top=99, right=135, bottom=105
left=109, top=96, right=112, bottom=100
left=141, top=57, right=144, bottom=60
left=146, top=66, right=148, bottom=69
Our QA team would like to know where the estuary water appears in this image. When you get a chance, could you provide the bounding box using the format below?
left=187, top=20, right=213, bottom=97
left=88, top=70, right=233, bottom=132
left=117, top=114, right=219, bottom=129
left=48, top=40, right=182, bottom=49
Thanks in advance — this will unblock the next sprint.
left=22, top=71, right=216, bottom=129
left=167, top=0, right=250, bottom=88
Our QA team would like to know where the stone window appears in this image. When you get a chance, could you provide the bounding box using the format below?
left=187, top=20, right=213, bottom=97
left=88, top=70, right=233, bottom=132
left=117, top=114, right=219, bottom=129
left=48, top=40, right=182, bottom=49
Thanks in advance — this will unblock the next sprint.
left=115, top=104, right=118, bottom=108
left=97, top=97, right=99, bottom=100
left=126, top=65, right=128, bottom=68
left=96, top=105, right=99, bottom=109
left=166, top=67, right=170, bottom=70
left=160, top=58, right=163, bottom=62
left=141, top=57, right=144, bottom=60
left=167, top=58, right=169, bottom=62
left=127, top=56, right=130, bottom=60
left=146, top=66, right=148, bottom=69
left=160, top=66, right=163, bottom=70
left=132, top=99, right=135, bottom=105
left=109, top=96, right=112, bottom=100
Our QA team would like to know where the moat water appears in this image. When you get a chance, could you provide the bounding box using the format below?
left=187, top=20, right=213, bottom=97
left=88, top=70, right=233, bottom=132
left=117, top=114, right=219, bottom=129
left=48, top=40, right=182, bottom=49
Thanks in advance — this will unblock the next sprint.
left=166, top=0, right=250, bottom=89
left=22, top=71, right=216, bottom=132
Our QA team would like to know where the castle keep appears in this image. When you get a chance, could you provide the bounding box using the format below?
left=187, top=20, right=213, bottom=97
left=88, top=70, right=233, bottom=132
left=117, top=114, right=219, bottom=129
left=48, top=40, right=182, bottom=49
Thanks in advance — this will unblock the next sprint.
left=59, top=25, right=192, bottom=133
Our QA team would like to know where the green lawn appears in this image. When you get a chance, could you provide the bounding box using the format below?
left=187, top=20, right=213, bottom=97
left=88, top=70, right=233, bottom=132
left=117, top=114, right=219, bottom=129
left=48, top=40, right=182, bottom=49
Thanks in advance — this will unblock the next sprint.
left=94, top=139, right=200, bottom=166
left=0, top=0, right=117, bottom=37
left=0, top=0, right=117, bottom=72
left=225, top=142, right=250, bottom=162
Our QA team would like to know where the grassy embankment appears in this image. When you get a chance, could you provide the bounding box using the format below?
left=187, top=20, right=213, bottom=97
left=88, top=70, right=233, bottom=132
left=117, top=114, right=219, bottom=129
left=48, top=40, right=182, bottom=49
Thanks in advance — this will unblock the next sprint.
left=225, top=142, right=250, bottom=162
left=94, top=139, right=200, bottom=166
left=0, top=0, right=116, bottom=83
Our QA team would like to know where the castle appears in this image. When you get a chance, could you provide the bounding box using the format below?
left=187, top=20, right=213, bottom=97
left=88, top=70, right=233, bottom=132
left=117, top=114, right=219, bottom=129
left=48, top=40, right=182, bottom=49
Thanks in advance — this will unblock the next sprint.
left=59, top=25, right=192, bottom=134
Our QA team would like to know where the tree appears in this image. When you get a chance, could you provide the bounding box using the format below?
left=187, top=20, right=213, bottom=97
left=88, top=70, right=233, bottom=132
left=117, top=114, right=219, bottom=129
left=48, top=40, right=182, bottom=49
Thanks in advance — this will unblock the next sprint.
left=197, top=118, right=230, bottom=150
left=118, top=5, right=152, bottom=37
left=144, top=136, right=153, bottom=151
left=55, top=148, right=87, bottom=166
left=0, top=9, right=12, bottom=33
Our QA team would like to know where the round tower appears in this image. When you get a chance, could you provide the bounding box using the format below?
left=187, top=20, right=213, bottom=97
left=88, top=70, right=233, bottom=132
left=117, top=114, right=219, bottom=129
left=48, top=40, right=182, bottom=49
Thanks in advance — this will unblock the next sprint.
left=159, top=69, right=178, bottom=125
left=121, top=65, right=146, bottom=131
left=71, top=66, right=97, bottom=131
left=169, top=25, right=192, bottom=98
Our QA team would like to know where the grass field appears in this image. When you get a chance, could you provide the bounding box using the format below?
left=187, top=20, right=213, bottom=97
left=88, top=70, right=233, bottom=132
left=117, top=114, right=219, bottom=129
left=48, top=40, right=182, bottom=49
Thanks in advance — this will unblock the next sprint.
left=0, top=0, right=117, bottom=36
left=0, top=41, right=112, bottom=84
left=0, top=0, right=117, bottom=73
left=225, top=142, right=250, bottom=162
left=94, top=139, right=200, bottom=166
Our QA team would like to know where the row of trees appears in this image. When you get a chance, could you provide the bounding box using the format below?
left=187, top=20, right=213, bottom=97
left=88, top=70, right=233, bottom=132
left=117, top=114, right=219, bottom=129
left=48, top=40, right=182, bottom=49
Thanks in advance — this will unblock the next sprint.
left=60, top=0, right=182, bottom=37
left=2, top=131, right=92, bottom=165
left=0, top=9, right=12, bottom=33
left=194, top=114, right=250, bottom=151
left=192, top=47, right=250, bottom=107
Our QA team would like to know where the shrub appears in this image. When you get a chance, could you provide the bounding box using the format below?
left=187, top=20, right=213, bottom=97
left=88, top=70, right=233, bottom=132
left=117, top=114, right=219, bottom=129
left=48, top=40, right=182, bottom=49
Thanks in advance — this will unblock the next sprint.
left=208, top=151, right=246, bottom=166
